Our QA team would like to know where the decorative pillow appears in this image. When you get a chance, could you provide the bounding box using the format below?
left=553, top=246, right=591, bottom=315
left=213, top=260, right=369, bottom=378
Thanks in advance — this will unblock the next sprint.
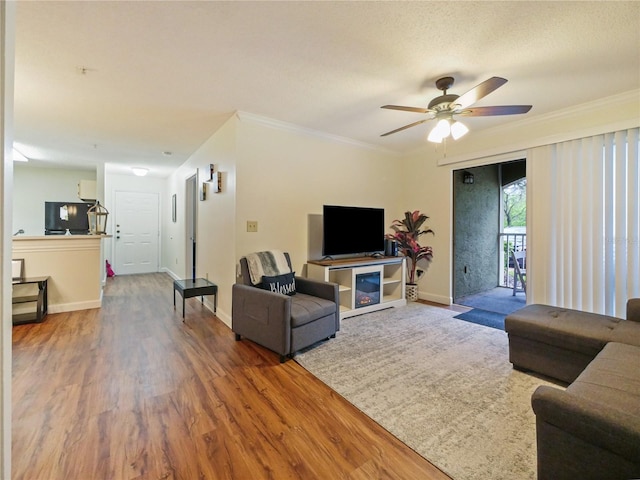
left=261, top=272, right=296, bottom=296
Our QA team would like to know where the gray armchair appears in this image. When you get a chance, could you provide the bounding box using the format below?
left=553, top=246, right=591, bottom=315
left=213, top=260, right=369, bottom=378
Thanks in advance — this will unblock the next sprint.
left=232, top=252, right=339, bottom=362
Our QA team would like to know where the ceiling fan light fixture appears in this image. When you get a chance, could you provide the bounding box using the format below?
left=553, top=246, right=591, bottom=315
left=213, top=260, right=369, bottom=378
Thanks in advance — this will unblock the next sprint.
left=427, top=126, right=443, bottom=143
left=427, top=118, right=451, bottom=143
left=435, top=118, right=451, bottom=137
left=380, top=75, right=531, bottom=140
left=451, top=120, right=469, bottom=140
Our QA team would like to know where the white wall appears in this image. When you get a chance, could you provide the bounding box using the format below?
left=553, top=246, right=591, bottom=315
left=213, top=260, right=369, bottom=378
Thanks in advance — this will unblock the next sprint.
left=13, top=165, right=96, bottom=236
left=400, top=150, right=453, bottom=305
left=163, top=113, right=406, bottom=328
left=235, top=115, right=404, bottom=274
left=163, top=117, right=238, bottom=282
left=163, top=114, right=238, bottom=325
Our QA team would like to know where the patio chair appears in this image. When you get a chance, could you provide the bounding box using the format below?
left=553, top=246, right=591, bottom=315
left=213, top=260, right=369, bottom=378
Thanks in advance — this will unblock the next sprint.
left=511, top=250, right=526, bottom=296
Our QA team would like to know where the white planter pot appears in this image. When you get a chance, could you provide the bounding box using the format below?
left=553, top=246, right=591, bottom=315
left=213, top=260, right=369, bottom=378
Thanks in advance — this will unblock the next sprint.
left=406, top=283, right=419, bottom=302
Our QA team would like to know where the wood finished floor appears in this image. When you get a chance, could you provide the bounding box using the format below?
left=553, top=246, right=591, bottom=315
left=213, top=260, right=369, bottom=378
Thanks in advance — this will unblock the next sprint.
left=12, top=273, right=452, bottom=480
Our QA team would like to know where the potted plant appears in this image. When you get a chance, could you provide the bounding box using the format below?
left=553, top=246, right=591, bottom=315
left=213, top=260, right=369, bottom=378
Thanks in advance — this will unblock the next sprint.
left=386, top=210, right=434, bottom=301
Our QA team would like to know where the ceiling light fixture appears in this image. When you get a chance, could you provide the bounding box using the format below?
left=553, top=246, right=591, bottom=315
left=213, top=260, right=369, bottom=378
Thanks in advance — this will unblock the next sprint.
left=132, top=167, right=149, bottom=177
left=427, top=116, right=468, bottom=143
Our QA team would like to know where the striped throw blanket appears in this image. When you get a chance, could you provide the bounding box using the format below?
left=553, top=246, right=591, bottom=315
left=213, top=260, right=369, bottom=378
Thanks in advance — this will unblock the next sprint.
left=245, top=250, right=291, bottom=285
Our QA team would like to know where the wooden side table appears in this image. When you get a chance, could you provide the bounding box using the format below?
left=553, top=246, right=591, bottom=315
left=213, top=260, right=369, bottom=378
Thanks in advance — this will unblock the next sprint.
left=173, top=278, right=218, bottom=320
left=12, top=276, right=49, bottom=325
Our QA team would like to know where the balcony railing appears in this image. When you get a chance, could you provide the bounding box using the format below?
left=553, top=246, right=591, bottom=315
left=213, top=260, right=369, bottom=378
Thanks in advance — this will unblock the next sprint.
left=499, top=233, right=526, bottom=288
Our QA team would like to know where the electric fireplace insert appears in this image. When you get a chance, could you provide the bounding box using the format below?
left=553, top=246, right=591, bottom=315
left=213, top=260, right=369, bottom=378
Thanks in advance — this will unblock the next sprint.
left=355, top=271, right=381, bottom=308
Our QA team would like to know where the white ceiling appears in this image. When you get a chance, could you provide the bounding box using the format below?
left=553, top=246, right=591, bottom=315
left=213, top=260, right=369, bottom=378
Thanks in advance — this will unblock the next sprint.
left=13, top=1, right=640, bottom=177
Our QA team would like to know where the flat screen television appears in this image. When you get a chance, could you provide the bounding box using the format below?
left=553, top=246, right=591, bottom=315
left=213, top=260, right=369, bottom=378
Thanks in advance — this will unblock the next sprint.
left=322, top=205, right=385, bottom=257
left=44, top=201, right=90, bottom=234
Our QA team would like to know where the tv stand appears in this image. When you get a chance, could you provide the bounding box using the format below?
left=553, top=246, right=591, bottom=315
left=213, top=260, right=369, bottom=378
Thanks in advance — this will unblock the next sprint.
left=307, top=257, right=406, bottom=319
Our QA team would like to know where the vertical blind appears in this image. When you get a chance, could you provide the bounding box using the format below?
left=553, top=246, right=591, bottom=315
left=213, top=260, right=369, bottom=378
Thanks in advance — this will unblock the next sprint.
left=527, top=128, right=639, bottom=318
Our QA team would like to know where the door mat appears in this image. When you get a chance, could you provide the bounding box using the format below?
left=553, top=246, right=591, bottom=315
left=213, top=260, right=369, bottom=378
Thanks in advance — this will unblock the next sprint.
left=454, top=308, right=505, bottom=331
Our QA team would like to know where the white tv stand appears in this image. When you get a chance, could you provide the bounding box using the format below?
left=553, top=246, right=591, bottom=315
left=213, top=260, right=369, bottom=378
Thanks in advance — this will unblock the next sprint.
left=307, top=256, right=406, bottom=319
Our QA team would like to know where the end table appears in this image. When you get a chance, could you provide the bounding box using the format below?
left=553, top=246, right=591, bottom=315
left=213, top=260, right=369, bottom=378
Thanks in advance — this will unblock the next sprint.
left=173, top=278, right=218, bottom=320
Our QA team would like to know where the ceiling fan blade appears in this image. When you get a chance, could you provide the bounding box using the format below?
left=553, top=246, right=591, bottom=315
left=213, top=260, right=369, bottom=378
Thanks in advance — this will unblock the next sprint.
left=453, top=77, right=508, bottom=110
left=381, top=105, right=431, bottom=114
left=380, top=118, right=431, bottom=137
left=458, top=105, right=532, bottom=116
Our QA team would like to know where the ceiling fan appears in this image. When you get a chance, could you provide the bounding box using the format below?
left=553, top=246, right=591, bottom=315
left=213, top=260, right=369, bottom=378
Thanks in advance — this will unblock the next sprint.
left=380, top=76, right=532, bottom=143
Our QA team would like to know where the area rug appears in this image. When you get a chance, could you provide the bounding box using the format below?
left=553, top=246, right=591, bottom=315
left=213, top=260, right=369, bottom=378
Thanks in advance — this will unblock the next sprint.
left=295, top=302, right=559, bottom=480
left=454, top=308, right=506, bottom=330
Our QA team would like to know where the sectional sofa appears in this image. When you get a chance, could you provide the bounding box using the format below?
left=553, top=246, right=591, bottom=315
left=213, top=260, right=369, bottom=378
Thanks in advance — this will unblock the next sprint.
left=505, top=299, right=640, bottom=480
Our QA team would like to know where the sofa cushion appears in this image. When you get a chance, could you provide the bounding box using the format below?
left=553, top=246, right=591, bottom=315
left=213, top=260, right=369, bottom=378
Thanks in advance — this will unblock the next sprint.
left=290, top=293, right=336, bottom=328
left=505, top=304, right=620, bottom=355
left=568, top=342, right=640, bottom=416
left=261, top=272, right=296, bottom=296
left=608, top=320, right=640, bottom=347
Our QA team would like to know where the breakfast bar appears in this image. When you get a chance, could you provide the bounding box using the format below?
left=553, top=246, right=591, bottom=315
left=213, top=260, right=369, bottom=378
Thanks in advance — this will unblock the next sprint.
left=12, top=235, right=110, bottom=314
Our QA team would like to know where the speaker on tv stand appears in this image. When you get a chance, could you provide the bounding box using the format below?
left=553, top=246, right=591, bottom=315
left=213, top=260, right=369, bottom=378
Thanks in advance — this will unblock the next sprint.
left=384, top=239, right=397, bottom=257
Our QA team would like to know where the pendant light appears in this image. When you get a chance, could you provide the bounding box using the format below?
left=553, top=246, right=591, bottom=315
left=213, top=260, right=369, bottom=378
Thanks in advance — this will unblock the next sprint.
left=87, top=201, right=109, bottom=235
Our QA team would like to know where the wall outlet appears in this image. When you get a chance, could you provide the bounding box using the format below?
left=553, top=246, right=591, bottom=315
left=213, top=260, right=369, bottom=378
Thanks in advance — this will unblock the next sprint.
left=247, top=221, right=258, bottom=232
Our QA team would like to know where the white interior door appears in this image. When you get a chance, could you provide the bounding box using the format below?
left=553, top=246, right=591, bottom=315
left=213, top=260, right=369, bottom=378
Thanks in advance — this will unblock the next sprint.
left=114, top=191, right=159, bottom=275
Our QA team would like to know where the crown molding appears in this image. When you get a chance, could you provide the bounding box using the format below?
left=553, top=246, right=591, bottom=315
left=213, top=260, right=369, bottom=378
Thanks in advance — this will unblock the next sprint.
left=234, top=89, right=639, bottom=166
left=519, top=89, right=639, bottom=125
left=434, top=89, right=640, bottom=167
left=235, top=111, right=399, bottom=156
left=436, top=118, right=639, bottom=168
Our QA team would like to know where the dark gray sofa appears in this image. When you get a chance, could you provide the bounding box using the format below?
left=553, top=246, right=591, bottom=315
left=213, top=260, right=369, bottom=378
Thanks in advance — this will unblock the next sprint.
left=505, top=299, right=640, bottom=480
left=532, top=342, right=640, bottom=480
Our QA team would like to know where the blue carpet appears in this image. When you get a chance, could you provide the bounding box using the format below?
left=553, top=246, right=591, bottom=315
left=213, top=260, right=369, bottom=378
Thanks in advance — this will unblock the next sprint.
left=454, top=308, right=505, bottom=331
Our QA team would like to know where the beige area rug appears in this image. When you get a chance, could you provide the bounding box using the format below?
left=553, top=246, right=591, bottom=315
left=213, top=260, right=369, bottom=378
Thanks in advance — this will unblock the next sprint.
left=295, top=302, right=560, bottom=480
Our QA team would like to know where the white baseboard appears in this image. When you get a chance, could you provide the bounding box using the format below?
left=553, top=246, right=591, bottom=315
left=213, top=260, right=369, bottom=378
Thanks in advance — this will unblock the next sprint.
left=160, top=267, right=181, bottom=281
left=419, top=292, right=452, bottom=306
left=48, top=299, right=102, bottom=314
left=200, top=298, right=230, bottom=328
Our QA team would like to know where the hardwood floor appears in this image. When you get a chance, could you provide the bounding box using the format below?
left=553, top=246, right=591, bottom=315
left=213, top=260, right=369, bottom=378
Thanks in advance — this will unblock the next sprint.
left=12, top=273, right=451, bottom=480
